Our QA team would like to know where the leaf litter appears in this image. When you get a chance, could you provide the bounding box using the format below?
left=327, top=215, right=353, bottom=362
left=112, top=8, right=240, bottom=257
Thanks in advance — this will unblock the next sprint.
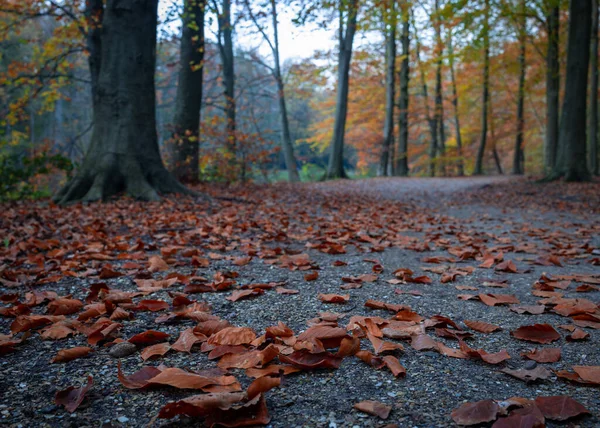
left=0, top=177, right=598, bottom=426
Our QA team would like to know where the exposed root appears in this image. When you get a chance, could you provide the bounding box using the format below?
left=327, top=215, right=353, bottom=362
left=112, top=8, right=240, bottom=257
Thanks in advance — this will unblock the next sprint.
left=54, top=160, right=193, bottom=205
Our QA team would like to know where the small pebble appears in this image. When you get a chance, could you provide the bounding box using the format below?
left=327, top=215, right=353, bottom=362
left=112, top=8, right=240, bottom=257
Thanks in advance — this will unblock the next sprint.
left=109, top=342, right=137, bottom=358
left=523, top=360, right=537, bottom=370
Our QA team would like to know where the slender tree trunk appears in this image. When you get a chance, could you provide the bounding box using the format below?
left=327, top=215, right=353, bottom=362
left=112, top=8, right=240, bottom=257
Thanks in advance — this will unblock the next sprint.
left=474, top=0, right=490, bottom=175
left=448, top=31, right=464, bottom=176
left=55, top=0, right=189, bottom=204
left=590, top=0, right=599, bottom=175
left=325, top=0, right=358, bottom=179
left=216, top=0, right=237, bottom=179
left=489, top=100, right=503, bottom=174
left=270, top=0, right=300, bottom=182
left=544, top=2, right=560, bottom=172
left=551, top=0, right=593, bottom=181
left=396, top=10, right=410, bottom=177
left=434, top=0, right=446, bottom=176
left=379, top=3, right=396, bottom=177
left=512, top=0, right=526, bottom=175
left=171, top=0, right=205, bottom=184
left=415, top=23, right=437, bottom=177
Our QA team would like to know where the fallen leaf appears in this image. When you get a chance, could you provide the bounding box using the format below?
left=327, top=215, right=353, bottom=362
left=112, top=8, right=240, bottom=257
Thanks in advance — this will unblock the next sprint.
left=511, top=324, right=561, bottom=344
left=279, top=350, right=342, bottom=370
left=304, top=271, right=319, bottom=281
left=47, top=298, right=84, bottom=315
left=140, top=342, right=170, bottom=360
left=534, top=396, right=590, bottom=421
left=495, top=260, right=517, bottom=273
left=354, top=400, right=392, bottom=419
left=318, top=293, right=349, bottom=304
left=51, top=346, right=93, bottom=363
left=207, top=327, right=256, bottom=346
left=566, top=328, right=589, bottom=341
left=148, top=255, right=169, bottom=272
left=128, top=330, right=170, bottom=345
left=54, top=375, right=93, bottom=413
left=464, top=320, right=501, bottom=333
left=500, top=366, right=551, bottom=383
left=451, top=399, right=499, bottom=426
left=521, top=348, right=561, bottom=363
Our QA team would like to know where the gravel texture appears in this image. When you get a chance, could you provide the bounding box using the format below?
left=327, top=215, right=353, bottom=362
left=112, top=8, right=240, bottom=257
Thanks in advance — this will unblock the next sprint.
left=0, top=176, right=598, bottom=427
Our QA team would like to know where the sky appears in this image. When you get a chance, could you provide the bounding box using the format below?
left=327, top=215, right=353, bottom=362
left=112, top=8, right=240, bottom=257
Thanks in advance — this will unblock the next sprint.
left=158, top=1, right=338, bottom=63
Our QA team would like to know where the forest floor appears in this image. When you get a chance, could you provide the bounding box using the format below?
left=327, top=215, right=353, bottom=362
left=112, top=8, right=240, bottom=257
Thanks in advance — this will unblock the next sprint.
left=1, top=176, right=599, bottom=427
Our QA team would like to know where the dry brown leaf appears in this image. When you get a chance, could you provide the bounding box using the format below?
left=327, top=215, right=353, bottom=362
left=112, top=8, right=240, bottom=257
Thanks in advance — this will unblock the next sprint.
left=354, top=400, right=392, bottom=419
left=51, top=346, right=93, bottom=363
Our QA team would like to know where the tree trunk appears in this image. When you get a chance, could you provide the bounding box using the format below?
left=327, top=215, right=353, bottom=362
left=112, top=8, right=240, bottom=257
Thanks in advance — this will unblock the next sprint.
left=474, top=0, right=490, bottom=176
left=448, top=31, right=464, bottom=176
left=544, top=2, right=560, bottom=172
left=512, top=0, right=526, bottom=175
left=171, top=0, right=205, bottom=184
left=216, top=0, right=237, bottom=179
left=434, top=0, right=446, bottom=176
left=551, top=0, right=593, bottom=181
left=379, top=1, right=396, bottom=177
left=85, top=0, right=103, bottom=104
left=55, top=0, right=189, bottom=204
left=271, top=0, right=300, bottom=182
left=325, top=0, right=358, bottom=180
left=489, top=99, right=504, bottom=175
left=590, top=0, right=599, bottom=175
left=395, top=10, right=410, bottom=177
left=415, top=22, right=437, bottom=177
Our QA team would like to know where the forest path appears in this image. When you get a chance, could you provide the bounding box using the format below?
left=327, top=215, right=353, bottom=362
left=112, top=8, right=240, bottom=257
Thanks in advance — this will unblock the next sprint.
left=0, top=177, right=598, bottom=427
left=314, top=175, right=515, bottom=203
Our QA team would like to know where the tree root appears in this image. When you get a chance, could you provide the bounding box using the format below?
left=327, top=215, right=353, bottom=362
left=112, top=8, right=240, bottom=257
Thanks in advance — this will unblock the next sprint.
left=54, top=159, right=195, bottom=205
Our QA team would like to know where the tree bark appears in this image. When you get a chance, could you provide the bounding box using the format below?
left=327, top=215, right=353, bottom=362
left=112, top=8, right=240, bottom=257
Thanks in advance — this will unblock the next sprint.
left=544, top=1, right=560, bottom=172
left=448, top=30, right=464, bottom=176
left=85, top=0, right=103, bottom=104
left=55, top=0, right=189, bottom=204
left=590, top=0, right=599, bottom=175
left=489, top=99, right=504, bottom=175
left=270, top=0, right=300, bottom=182
left=395, top=9, right=410, bottom=177
left=434, top=0, right=446, bottom=176
left=474, top=0, right=490, bottom=175
left=415, top=22, right=437, bottom=177
left=215, top=0, right=237, bottom=179
left=550, top=0, right=593, bottom=181
left=379, top=3, right=396, bottom=176
left=325, top=0, right=358, bottom=179
left=512, top=0, right=526, bottom=175
left=171, top=0, right=205, bottom=184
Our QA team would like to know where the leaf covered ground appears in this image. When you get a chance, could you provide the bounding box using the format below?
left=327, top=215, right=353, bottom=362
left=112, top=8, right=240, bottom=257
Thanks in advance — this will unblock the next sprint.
left=1, top=176, right=599, bottom=427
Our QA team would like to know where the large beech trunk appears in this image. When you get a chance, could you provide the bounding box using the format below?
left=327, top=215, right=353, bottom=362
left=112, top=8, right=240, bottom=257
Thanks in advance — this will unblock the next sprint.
left=590, top=0, right=599, bottom=175
left=551, top=0, right=592, bottom=181
left=171, top=0, right=206, bottom=184
left=55, top=0, right=189, bottom=204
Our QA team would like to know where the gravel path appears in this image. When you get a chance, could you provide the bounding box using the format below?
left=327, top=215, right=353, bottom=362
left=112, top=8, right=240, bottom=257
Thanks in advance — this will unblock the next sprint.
left=0, top=177, right=598, bottom=427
